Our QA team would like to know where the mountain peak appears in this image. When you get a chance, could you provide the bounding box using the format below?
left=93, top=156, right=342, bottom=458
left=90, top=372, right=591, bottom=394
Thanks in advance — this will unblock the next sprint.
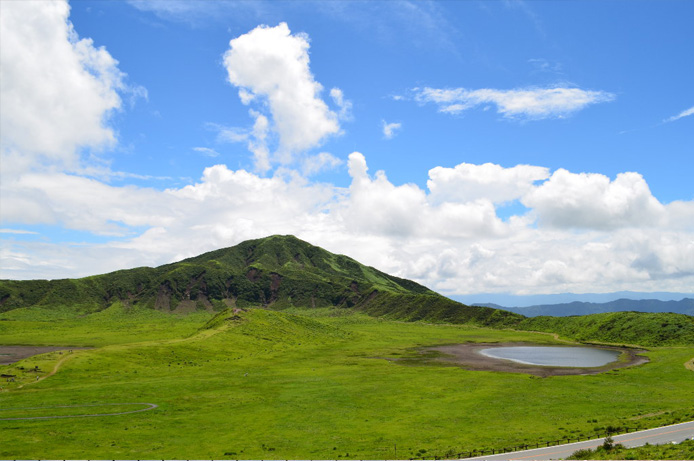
left=1, top=235, right=436, bottom=313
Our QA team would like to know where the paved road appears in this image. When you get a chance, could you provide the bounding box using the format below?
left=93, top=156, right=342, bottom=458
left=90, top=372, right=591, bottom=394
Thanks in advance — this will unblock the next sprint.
left=464, top=420, right=694, bottom=460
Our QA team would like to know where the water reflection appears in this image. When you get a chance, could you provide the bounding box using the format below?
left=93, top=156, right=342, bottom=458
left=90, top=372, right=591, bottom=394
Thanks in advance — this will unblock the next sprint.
left=479, top=346, right=620, bottom=367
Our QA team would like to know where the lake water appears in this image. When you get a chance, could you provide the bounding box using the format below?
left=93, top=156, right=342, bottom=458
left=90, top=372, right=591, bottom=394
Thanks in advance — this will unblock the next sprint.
left=478, top=346, right=621, bottom=368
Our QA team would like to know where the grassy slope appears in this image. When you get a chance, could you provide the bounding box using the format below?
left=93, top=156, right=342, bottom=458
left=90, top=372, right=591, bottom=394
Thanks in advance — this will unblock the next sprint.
left=4, top=235, right=694, bottom=347
left=0, top=235, right=438, bottom=313
left=567, top=439, right=694, bottom=460
left=1, top=306, right=693, bottom=459
left=520, top=311, right=694, bottom=347
left=0, top=302, right=211, bottom=346
left=0, top=235, right=523, bottom=333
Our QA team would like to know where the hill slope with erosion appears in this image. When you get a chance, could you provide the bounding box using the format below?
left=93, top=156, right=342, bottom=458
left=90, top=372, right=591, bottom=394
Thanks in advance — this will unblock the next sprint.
left=1, top=235, right=693, bottom=346
left=0, top=235, right=518, bottom=328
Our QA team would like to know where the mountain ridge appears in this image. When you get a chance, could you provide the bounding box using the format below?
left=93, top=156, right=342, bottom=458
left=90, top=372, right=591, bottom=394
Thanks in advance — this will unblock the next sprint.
left=476, top=298, right=694, bottom=317
left=2, top=235, right=693, bottom=346
left=0, top=235, right=519, bottom=328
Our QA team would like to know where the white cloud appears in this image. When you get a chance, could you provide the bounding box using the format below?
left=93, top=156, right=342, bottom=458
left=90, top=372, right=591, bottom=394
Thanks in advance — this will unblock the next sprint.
left=382, top=121, right=402, bottom=139
left=222, top=23, right=340, bottom=169
left=414, top=86, right=615, bottom=120
left=663, top=105, right=694, bottom=123
left=3, top=5, right=689, bottom=295
left=248, top=111, right=271, bottom=173
left=302, top=152, right=343, bottom=176
left=522, top=169, right=666, bottom=229
left=330, top=88, right=353, bottom=121
left=2, top=155, right=694, bottom=295
left=342, top=153, right=508, bottom=239
left=1, top=172, right=178, bottom=235
left=427, top=162, right=549, bottom=204
left=193, top=147, right=220, bottom=158
left=343, top=153, right=430, bottom=237
left=0, top=0, right=126, bottom=172
left=210, top=124, right=249, bottom=143
left=0, top=229, right=39, bottom=235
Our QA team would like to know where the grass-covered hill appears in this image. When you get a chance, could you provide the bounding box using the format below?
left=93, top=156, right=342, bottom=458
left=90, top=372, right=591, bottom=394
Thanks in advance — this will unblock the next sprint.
left=520, top=311, right=694, bottom=347
left=1, top=234, right=693, bottom=346
left=0, top=235, right=519, bottom=328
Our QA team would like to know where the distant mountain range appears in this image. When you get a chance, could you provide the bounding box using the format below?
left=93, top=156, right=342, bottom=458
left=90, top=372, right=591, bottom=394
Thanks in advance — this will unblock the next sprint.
left=475, top=298, right=694, bottom=317
left=453, top=291, right=693, bottom=307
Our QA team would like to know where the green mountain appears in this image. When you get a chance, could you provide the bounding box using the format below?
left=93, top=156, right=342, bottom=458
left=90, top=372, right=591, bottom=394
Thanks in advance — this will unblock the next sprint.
left=2, top=234, right=693, bottom=346
left=0, top=235, right=520, bottom=328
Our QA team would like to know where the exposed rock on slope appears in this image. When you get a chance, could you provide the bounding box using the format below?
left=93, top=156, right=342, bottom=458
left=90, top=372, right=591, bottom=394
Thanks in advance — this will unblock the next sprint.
left=0, top=235, right=519, bottom=327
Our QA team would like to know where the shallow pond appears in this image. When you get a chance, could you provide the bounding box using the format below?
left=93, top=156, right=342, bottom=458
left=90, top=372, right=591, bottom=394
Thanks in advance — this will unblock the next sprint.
left=478, top=346, right=621, bottom=368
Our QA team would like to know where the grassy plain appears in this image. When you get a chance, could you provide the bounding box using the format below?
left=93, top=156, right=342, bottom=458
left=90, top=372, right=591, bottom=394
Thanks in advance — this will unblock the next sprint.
left=1, top=305, right=693, bottom=459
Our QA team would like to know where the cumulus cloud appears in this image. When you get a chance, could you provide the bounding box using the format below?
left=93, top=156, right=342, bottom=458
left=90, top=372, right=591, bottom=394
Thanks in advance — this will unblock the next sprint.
left=522, top=169, right=666, bottom=229
left=343, top=153, right=429, bottom=237
left=2, top=153, right=694, bottom=295
left=222, top=23, right=340, bottom=169
left=1, top=172, right=178, bottom=235
left=382, top=121, right=402, bottom=139
left=0, top=0, right=126, bottom=172
left=7, top=3, right=692, bottom=296
left=428, top=162, right=549, bottom=204
left=414, top=86, right=615, bottom=120
left=663, top=105, right=694, bottom=123
left=342, top=153, right=508, bottom=239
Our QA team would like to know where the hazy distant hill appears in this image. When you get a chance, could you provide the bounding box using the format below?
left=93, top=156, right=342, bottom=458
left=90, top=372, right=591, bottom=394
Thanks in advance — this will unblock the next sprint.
left=477, top=298, right=694, bottom=317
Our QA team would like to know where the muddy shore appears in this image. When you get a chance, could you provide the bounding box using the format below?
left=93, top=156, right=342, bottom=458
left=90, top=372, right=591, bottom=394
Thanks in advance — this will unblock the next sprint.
left=421, top=342, right=649, bottom=377
left=0, top=346, right=77, bottom=366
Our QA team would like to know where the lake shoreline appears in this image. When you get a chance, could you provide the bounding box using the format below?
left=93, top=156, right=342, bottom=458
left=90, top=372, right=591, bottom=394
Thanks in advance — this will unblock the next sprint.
left=0, top=346, right=83, bottom=366
left=422, top=342, right=649, bottom=377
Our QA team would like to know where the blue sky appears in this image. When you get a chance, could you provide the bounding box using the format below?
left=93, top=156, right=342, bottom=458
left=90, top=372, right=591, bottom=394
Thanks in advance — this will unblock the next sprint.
left=1, top=0, right=692, bottom=300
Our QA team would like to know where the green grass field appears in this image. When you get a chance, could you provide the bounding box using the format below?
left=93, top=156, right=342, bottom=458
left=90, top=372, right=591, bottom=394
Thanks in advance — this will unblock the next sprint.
left=1, top=305, right=693, bottom=459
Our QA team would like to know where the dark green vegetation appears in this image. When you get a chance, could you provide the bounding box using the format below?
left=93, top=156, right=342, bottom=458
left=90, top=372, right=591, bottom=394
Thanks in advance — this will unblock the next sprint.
left=568, top=438, right=694, bottom=460
left=0, top=235, right=521, bottom=328
left=1, top=235, right=693, bottom=459
left=2, top=235, right=694, bottom=346
left=520, top=311, right=694, bottom=347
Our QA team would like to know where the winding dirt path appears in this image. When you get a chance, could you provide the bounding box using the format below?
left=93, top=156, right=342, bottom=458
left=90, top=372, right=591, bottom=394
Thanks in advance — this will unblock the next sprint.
left=15, top=351, right=74, bottom=389
left=41, top=352, right=72, bottom=380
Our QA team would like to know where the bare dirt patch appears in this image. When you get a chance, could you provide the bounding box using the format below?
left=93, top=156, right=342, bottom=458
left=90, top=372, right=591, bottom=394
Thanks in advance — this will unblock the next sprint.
left=0, top=346, right=82, bottom=365
left=411, top=342, right=649, bottom=377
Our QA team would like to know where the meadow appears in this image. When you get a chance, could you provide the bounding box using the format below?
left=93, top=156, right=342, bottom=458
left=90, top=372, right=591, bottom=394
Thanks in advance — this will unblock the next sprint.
left=1, top=304, right=693, bottom=459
